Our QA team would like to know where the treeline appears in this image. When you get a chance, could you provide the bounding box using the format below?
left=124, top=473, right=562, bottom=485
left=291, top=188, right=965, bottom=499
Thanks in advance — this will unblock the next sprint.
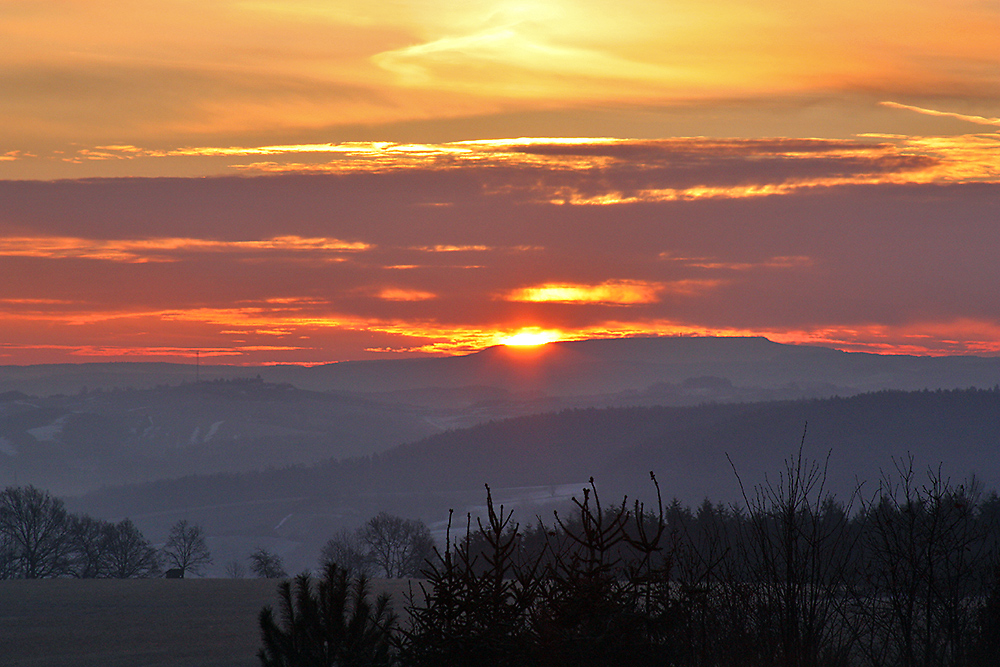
left=0, top=486, right=218, bottom=579
left=262, top=451, right=1000, bottom=667
left=0, top=486, right=160, bottom=579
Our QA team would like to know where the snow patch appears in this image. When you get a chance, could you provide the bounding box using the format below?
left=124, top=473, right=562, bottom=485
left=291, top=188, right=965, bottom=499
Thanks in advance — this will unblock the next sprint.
left=189, top=421, right=225, bottom=445
left=204, top=420, right=224, bottom=442
left=27, top=414, right=70, bottom=442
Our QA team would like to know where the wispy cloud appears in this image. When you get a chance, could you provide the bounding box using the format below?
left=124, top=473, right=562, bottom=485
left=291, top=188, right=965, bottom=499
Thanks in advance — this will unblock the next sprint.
left=881, top=101, right=1000, bottom=128
left=15, top=134, right=995, bottom=192
left=377, top=288, right=437, bottom=301
left=660, top=255, right=813, bottom=271
left=3, top=136, right=1000, bottom=363
left=411, top=244, right=492, bottom=253
left=0, top=236, right=371, bottom=262
left=3, top=0, right=999, bottom=170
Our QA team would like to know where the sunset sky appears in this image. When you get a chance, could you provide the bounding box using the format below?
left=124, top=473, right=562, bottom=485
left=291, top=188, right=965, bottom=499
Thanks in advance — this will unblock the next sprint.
left=2, top=0, right=999, bottom=364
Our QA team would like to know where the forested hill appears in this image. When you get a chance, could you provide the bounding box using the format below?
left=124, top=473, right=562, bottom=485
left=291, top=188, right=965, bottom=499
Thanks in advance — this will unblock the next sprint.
left=73, top=387, right=1000, bottom=526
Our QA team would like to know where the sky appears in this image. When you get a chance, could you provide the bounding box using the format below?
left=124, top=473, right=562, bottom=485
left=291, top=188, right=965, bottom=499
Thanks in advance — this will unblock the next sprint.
left=2, top=0, right=999, bottom=365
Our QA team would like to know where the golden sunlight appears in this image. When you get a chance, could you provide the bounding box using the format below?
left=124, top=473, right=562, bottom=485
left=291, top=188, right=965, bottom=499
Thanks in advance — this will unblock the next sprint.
left=505, top=281, right=662, bottom=305
left=500, top=329, right=563, bottom=346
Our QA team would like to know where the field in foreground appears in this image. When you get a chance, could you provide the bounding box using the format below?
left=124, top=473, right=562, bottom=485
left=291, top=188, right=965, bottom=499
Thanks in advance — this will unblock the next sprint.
left=0, top=578, right=412, bottom=667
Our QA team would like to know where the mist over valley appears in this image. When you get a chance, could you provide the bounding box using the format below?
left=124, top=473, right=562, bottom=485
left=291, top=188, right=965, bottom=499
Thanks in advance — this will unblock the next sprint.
left=4, top=336, right=997, bottom=576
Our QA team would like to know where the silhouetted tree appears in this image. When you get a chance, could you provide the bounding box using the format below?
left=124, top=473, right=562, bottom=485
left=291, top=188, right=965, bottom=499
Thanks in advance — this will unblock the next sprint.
left=0, top=486, right=72, bottom=578
left=161, top=519, right=212, bottom=577
left=67, top=514, right=111, bottom=578
left=0, top=531, right=18, bottom=579
left=258, top=561, right=396, bottom=667
left=852, top=459, right=990, bottom=667
left=729, top=434, right=856, bottom=667
left=359, top=513, right=433, bottom=579
left=398, top=489, right=542, bottom=667
left=226, top=558, right=247, bottom=578
left=103, top=519, right=161, bottom=578
left=321, top=527, right=373, bottom=576
left=250, top=547, right=287, bottom=579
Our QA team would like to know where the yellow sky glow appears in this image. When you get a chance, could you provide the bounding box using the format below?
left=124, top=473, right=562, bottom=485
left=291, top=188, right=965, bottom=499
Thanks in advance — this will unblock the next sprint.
left=3, top=2, right=1000, bottom=363
left=2, top=0, right=998, bottom=160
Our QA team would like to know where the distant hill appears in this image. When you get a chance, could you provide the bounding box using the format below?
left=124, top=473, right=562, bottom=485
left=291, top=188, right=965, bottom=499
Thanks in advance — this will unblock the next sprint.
left=10, top=336, right=1000, bottom=496
left=4, top=336, right=1000, bottom=397
left=69, top=388, right=1000, bottom=575
left=0, top=377, right=441, bottom=495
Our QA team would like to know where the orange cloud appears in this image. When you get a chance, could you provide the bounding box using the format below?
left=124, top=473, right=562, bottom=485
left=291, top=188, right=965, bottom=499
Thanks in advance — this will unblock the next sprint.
left=4, top=136, right=1000, bottom=365
left=5, top=295, right=1000, bottom=363
left=0, top=236, right=371, bottom=262
left=1, top=150, right=34, bottom=162
left=661, top=255, right=813, bottom=271
left=504, top=281, right=666, bottom=305
left=412, top=244, right=492, bottom=252
left=22, top=134, right=989, bottom=193
left=377, top=288, right=437, bottom=301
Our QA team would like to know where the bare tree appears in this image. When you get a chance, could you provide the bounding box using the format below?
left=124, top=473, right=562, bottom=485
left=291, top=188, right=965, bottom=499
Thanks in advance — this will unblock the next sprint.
left=0, top=530, right=18, bottom=580
left=249, top=547, right=287, bottom=579
left=854, top=459, right=989, bottom=667
left=729, top=432, right=857, bottom=667
left=320, top=527, right=373, bottom=576
left=103, top=519, right=161, bottom=578
left=67, top=514, right=111, bottom=578
left=225, top=558, right=247, bottom=578
left=359, top=512, right=434, bottom=578
left=0, top=486, right=73, bottom=578
left=161, top=519, right=212, bottom=577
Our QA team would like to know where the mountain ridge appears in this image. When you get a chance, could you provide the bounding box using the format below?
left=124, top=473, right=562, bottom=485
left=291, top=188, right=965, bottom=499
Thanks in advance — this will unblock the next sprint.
left=3, top=336, right=1000, bottom=397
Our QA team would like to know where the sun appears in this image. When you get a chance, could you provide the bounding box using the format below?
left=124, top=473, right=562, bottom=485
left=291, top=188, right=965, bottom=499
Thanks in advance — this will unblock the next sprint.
left=500, top=329, right=562, bottom=347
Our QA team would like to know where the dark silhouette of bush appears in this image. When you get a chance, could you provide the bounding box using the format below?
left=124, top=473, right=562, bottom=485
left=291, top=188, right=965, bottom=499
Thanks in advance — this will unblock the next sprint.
left=320, top=527, right=372, bottom=576
left=272, top=439, right=1000, bottom=667
left=398, top=488, right=541, bottom=667
left=259, top=561, right=396, bottom=667
left=394, top=451, right=1000, bottom=667
left=398, top=477, right=683, bottom=667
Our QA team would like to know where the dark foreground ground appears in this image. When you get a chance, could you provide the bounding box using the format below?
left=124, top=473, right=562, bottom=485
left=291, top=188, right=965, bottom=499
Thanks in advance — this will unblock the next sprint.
left=0, top=578, right=412, bottom=667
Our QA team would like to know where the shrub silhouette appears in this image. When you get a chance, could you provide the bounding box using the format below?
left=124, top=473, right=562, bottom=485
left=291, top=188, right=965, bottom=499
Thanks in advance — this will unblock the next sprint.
left=259, top=561, right=396, bottom=667
left=398, top=478, right=680, bottom=667
left=398, top=487, right=541, bottom=667
left=266, top=448, right=1000, bottom=667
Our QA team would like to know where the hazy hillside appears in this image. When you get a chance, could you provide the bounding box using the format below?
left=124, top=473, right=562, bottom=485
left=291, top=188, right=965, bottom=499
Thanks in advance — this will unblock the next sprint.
left=0, top=377, right=441, bottom=495
left=5, top=336, right=1000, bottom=398
left=69, top=388, right=1000, bottom=575
left=13, top=335, right=1000, bottom=496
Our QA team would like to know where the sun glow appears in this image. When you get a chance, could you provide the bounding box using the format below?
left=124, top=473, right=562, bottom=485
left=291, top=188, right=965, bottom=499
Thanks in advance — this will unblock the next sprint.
left=500, top=329, right=563, bottom=346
